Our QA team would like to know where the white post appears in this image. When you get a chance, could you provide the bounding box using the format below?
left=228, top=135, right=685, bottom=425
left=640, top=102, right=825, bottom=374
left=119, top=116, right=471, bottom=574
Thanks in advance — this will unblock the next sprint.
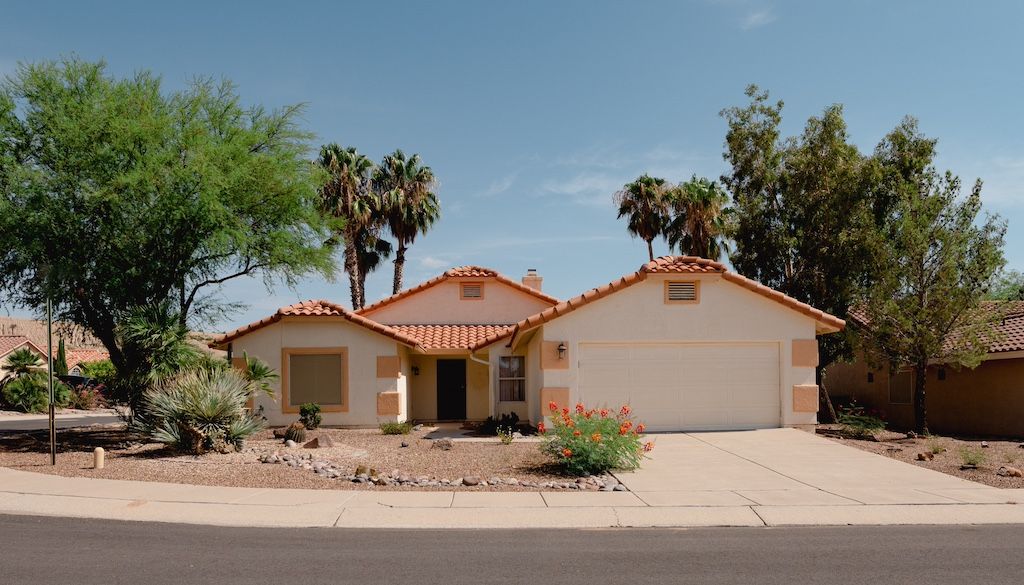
left=93, top=447, right=105, bottom=469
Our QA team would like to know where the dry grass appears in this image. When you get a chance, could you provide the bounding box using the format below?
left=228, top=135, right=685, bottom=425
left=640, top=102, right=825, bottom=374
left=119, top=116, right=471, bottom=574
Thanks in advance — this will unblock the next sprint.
left=0, top=425, right=567, bottom=491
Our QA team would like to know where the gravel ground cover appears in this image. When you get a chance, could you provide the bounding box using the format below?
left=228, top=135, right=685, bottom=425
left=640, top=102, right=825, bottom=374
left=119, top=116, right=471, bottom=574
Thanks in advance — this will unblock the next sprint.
left=0, top=425, right=598, bottom=491
left=821, top=426, right=1024, bottom=488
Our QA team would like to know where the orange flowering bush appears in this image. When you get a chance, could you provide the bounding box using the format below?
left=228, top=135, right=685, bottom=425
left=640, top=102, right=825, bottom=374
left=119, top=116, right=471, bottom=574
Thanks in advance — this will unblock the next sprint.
left=539, top=401, right=652, bottom=476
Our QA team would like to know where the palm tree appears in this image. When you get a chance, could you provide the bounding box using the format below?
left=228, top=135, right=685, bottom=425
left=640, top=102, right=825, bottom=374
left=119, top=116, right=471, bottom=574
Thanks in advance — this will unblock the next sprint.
left=315, top=144, right=377, bottom=309
left=664, top=176, right=732, bottom=260
left=374, top=150, right=440, bottom=294
left=614, top=174, right=670, bottom=261
left=3, top=347, right=44, bottom=379
left=354, top=223, right=393, bottom=308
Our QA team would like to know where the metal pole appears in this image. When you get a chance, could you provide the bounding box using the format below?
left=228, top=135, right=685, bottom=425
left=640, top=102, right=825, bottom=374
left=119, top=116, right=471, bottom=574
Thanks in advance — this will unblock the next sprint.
left=47, top=298, right=55, bottom=465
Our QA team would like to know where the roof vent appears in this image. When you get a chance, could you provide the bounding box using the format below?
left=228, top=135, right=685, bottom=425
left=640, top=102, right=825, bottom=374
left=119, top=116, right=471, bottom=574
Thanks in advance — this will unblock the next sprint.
left=666, top=281, right=698, bottom=302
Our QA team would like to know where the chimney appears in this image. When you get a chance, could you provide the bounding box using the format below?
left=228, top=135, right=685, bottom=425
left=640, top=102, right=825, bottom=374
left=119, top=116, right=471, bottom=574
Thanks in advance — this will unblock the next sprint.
left=522, top=268, right=543, bottom=291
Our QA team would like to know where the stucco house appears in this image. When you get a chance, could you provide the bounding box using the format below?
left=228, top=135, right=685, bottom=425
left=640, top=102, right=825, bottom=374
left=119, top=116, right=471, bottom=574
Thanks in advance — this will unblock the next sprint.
left=211, top=256, right=845, bottom=431
left=825, top=301, right=1024, bottom=437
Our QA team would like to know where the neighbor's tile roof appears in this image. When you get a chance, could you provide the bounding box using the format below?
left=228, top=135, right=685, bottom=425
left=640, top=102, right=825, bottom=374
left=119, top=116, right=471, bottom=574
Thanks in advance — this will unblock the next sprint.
left=469, top=256, right=846, bottom=351
left=391, top=324, right=514, bottom=350
left=210, top=300, right=424, bottom=349
left=357, top=265, right=560, bottom=316
left=66, top=348, right=109, bottom=366
left=849, top=301, right=1024, bottom=356
left=0, top=336, right=44, bottom=359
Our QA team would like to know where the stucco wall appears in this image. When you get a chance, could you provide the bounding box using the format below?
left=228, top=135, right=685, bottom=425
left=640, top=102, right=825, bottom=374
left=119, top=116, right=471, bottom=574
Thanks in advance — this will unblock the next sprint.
left=229, top=318, right=405, bottom=427
left=826, top=355, right=1024, bottom=438
left=362, top=279, right=553, bottom=325
left=536, top=273, right=820, bottom=428
left=407, top=355, right=490, bottom=421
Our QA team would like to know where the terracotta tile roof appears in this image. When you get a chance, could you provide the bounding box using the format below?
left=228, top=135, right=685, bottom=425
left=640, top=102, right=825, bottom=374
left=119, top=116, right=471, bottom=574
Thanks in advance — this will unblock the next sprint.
left=65, top=348, right=109, bottom=366
left=210, top=300, right=424, bottom=349
left=850, top=301, right=1024, bottom=356
left=0, top=336, right=45, bottom=359
left=357, top=266, right=559, bottom=316
left=390, top=324, right=514, bottom=350
left=469, top=256, right=846, bottom=351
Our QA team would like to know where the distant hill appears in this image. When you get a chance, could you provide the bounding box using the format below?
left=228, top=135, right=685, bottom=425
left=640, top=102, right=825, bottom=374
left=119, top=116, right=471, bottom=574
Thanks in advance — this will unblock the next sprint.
left=0, top=317, right=223, bottom=356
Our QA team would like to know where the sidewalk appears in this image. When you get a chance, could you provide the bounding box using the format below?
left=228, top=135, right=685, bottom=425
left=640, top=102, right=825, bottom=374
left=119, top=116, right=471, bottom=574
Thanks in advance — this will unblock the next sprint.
left=2, top=465, right=1023, bottom=528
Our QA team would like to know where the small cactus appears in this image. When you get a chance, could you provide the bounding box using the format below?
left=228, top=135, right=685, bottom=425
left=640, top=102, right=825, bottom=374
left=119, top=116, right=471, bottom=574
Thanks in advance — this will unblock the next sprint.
left=284, top=421, right=307, bottom=443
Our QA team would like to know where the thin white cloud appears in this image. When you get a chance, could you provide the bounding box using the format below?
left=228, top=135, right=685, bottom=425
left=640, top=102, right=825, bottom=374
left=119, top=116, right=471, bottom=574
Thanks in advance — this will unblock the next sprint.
left=479, top=174, right=517, bottom=197
left=740, top=8, right=776, bottom=30
left=419, top=255, right=452, bottom=270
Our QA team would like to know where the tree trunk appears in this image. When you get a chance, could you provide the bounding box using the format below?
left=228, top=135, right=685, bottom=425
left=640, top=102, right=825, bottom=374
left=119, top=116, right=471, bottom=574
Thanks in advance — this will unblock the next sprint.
left=913, top=360, right=929, bottom=435
left=343, top=239, right=361, bottom=310
left=646, top=239, right=655, bottom=262
left=392, top=242, right=407, bottom=295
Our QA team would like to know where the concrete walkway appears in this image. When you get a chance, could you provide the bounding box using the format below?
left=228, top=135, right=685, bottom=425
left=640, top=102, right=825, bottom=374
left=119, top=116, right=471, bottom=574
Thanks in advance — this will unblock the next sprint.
left=1, top=429, right=1023, bottom=528
left=0, top=411, right=121, bottom=432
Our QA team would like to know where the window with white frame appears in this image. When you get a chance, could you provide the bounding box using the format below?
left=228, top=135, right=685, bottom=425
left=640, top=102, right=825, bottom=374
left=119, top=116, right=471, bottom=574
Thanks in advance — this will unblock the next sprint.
left=498, top=356, right=525, bottom=401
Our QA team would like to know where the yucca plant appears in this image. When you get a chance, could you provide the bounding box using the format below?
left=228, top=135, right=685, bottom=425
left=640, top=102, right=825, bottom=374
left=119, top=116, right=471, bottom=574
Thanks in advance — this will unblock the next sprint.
left=142, top=368, right=266, bottom=454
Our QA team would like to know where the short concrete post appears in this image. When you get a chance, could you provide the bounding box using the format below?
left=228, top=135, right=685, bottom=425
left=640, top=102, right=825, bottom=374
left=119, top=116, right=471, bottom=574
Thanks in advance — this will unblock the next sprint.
left=93, top=447, right=105, bottom=469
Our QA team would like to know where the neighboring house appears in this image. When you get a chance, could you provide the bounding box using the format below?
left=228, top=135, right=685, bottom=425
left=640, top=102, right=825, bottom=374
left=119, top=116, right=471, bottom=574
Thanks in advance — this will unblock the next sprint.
left=0, top=335, right=47, bottom=378
left=211, top=257, right=845, bottom=431
left=825, top=301, right=1024, bottom=438
left=65, top=348, right=110, bottom=376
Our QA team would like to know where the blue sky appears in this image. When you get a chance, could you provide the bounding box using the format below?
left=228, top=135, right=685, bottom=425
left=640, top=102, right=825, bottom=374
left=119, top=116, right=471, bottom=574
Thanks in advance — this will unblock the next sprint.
left=2, top=1, right=1021, bottom=331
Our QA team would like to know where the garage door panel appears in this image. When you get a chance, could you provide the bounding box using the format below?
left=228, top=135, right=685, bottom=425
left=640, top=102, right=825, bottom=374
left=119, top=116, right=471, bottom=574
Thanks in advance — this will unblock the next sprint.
left=578, top=343, right=780, bottom=431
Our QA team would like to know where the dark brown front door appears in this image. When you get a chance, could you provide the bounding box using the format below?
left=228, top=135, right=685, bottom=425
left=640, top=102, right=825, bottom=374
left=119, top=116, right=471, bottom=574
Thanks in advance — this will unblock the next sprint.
left=436, top=359, right=466, bottom=420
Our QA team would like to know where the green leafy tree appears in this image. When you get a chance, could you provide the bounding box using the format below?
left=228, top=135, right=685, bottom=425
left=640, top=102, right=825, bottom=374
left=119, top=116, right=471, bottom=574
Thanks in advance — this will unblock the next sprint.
left=374, top=150, right=441, bottom=294
left=315, top=144, right=378, bottom=309
left=664, top=176, right=732, bottom=260
left=721, top=86, right=879, bottom=370
left=0, top=58, right=333, bottom=390
left=55, top=338, right=68, bottom=377
left=614, top=174, right=671, bottom=262
left=857, top=166, right=1006, bottom=434
left=988, top=269, right=1024, bottom=300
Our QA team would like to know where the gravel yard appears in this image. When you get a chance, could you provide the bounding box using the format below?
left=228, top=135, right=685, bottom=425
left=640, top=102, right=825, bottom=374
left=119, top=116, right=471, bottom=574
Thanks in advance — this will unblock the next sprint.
left=821, top=427, right=1024, bottom=488
left=0, top=425, right=589, bottom=491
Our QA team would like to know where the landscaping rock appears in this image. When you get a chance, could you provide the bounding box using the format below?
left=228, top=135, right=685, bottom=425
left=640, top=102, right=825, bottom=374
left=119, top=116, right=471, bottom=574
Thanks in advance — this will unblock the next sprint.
left=997, top=466, right=1023, bottom=478
left=613, top=484, right=627, bottom=491
left=272, top=428, right=287, bottom=439
left=284, top=440, right=297, bottom=448
left=916, top=452, right=934, bottom=461
left=462, top=476, right=480, bottom=486
left=400, top=441, right=409, bottom=448
left=303, top=435, right=336, bottom=449
left=981, top=441, right=990, bottom=448
left=432, top=438, right=453, bottom=451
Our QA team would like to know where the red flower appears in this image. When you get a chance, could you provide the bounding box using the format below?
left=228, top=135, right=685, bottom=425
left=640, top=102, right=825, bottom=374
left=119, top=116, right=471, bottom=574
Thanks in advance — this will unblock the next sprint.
left=537, top=422, right=546, bottom=434
left=621, top=420, right=633, bottom=431
left=573, top=430, right=581, bottom=437
left=575, top=403, right=585, bottom=414
left=549, top=401, right=558, bottom=412
left=620, top=405, right=632, bottom=416
left=619, top=425, right=628, bottom=436
left=591, top=433, right=602, bottom=443
left=561, top=407, right=569, bottom=416
left=643, top=441, right=654, bottom=452
left=599, top=408, right=610, bottom=418
left=562, top=448, right=573, bottom=458
left=635, top=423, right=646, bottom=433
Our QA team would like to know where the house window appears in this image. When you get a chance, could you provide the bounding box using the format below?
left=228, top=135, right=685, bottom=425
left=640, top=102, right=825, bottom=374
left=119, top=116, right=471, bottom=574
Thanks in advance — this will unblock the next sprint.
left=460, top=282, right=483, bottom=300
left=664, top=280, right=699, bottom=303
left=283, top=348, right=348, bottom=412
left=867, top=372, right=874, bottom=383
left=888, top=370, right=913, bottom=405
left=498, top=356, right=525, bottom=402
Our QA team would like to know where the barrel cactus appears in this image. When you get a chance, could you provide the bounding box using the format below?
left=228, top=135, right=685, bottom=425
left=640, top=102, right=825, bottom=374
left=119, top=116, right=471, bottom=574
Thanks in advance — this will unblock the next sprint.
left=284, top=421, right=306, bottom=443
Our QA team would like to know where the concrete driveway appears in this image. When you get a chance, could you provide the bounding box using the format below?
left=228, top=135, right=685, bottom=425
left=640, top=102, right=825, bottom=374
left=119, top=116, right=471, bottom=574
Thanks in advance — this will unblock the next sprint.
left=614, top=428, right=1003, bottom=506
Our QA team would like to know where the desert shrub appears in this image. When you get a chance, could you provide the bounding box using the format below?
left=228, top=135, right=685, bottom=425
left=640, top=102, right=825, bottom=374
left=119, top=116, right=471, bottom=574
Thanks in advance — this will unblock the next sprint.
left=65, top=384, right=109, bottom=410
left=284, top=421, right=307, bottom=443
left=141, top=368, right=265, bottom=454
left=539, top=402, right=652, bottom=476
left=379, top=421, right=413, bottom=435
left=925, top=436, right=946, bottom=455
left=497, top=426, right=515, bottom=445
left=479, top=412, right=519, bottom=436
left=80, top=360, right=117, bottom=385
left=1, top=374, right=72, bottom=413
left=959, top=446, right=986, bottom=467
left=299, top=402, right=322, bottom=430
left=837, top=400, right=886, bottom=439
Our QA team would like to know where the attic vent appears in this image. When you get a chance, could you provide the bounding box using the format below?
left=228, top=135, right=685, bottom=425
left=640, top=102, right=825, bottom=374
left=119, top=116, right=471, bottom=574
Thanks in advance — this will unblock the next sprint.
left=460, top=282, right=483, bottom=300
left=665, top=280, right=699, bottom=303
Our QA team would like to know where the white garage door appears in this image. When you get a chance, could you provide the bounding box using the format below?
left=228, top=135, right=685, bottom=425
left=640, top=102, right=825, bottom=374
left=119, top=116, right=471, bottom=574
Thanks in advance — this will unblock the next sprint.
left=578, top=343, right=780, bottom=431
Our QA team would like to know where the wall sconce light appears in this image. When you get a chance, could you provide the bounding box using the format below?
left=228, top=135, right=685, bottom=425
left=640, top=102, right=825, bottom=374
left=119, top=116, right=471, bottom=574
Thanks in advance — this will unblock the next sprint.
left=412, top=366, right=420, bottom=376
left=557, top=342, right=567, bottom=360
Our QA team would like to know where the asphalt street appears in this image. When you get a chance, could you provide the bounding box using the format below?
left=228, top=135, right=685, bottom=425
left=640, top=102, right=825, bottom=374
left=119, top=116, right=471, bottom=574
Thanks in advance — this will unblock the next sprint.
left=0, top=414, right=120, bottom=432
left=3, top=514, right=1023, bottom=584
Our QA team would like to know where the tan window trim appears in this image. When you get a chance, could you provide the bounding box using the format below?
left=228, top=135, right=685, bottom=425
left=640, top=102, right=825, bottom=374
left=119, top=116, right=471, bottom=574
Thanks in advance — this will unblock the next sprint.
left=460, top=281, right=485, bottom=300
left=664, top=280, right=700, bottom=304
left=281, top=347, right=349, bottom=414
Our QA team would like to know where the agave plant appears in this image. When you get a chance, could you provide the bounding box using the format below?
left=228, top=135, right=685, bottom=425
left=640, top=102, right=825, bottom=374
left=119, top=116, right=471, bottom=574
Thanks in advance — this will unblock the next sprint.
left=142, top=367, right=266, bottom=454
